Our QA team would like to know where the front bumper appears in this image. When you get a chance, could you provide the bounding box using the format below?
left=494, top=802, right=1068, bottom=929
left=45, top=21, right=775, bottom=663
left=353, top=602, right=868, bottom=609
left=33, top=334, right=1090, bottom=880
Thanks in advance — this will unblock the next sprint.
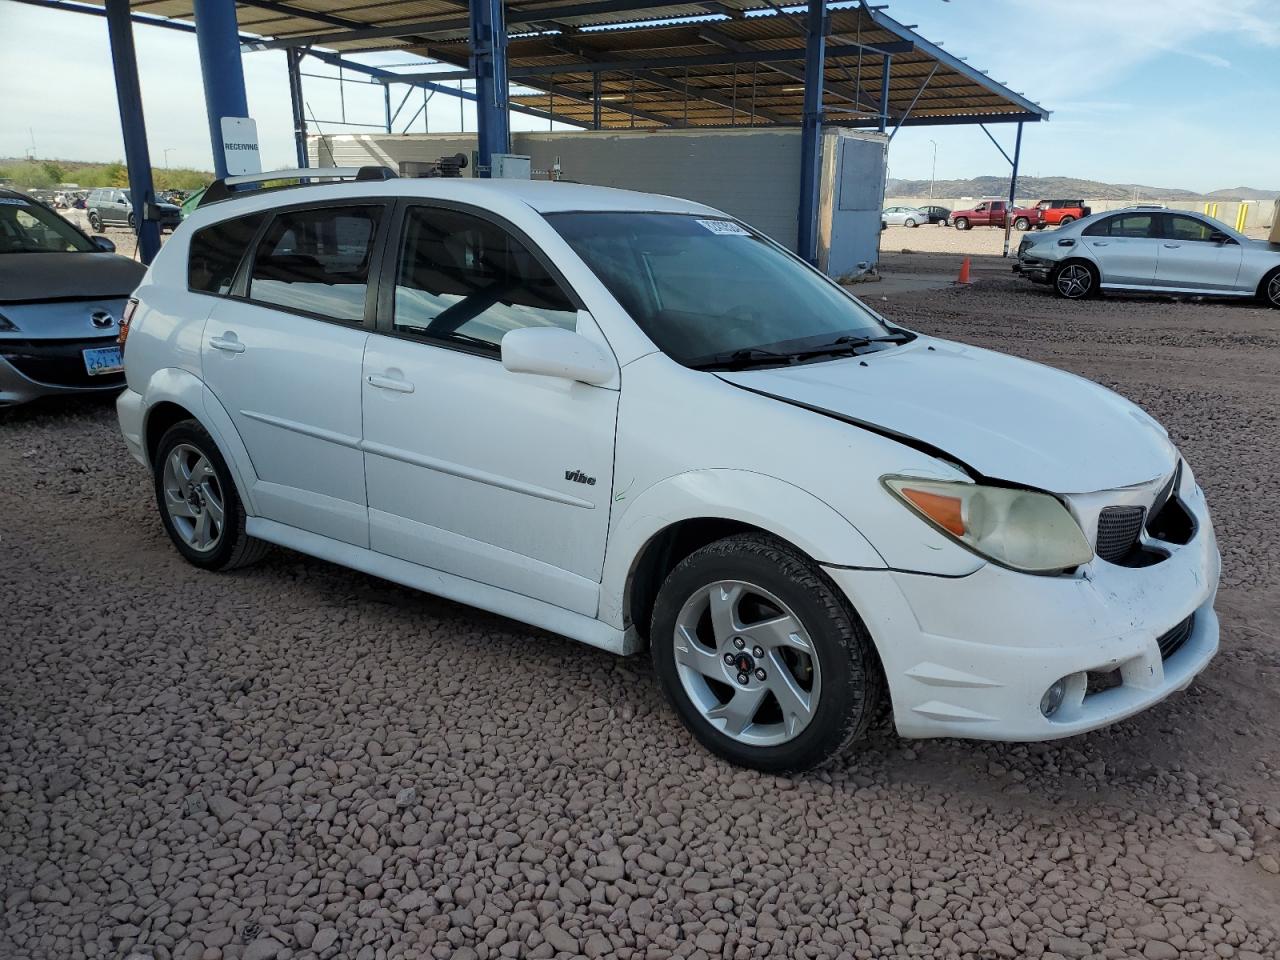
left=827, top=471, right=1221, bottom=741
left=0, top=340, right=125, bottom=406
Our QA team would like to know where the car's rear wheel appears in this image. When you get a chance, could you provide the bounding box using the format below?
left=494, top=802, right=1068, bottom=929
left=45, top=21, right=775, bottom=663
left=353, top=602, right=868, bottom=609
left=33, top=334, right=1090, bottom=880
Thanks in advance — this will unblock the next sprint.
left=1014, top=217, right=1030, bottom=231
left=1261, top=268, right=1280, bottom=309
left=1052, top=260, right=1098, bottom=300
left=153, top=420, right=269, bottom=571
left=1060, top=215, right=1076, bottom=225
left=954, top=217, right=970, bottom=230
left=127, top=213, right=136, bottom=232
left=650, top=533, right=883, bottom=773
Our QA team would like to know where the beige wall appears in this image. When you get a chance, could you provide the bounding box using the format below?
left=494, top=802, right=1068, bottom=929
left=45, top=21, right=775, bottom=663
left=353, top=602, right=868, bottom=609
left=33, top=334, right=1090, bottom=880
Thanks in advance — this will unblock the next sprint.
left=884, top=196, right=1274, bottom=230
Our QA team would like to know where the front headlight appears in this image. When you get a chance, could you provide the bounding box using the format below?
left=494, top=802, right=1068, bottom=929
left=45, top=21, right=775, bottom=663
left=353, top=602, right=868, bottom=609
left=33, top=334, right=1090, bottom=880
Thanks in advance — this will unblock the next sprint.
left=0, top=311, right=18, bottom=332
left=882, top=476, right=1093, bottom=573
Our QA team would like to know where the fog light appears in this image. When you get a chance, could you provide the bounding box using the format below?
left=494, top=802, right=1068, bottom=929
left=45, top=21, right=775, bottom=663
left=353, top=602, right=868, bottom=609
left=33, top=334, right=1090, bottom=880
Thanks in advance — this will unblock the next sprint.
left=1040, top=678, right=1068, bottom=717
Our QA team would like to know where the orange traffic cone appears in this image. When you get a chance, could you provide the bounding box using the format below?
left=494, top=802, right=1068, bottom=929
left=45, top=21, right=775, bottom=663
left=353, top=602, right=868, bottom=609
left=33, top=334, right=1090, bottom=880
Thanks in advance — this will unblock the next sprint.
left=955, top=256, right=973, bottom=285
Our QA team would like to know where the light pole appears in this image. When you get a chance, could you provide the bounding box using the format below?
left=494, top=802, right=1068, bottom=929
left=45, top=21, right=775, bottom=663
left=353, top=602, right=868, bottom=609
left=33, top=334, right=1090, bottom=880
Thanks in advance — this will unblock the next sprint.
left=163, top=148, right=174, bottom=168
left=929, top=139, right=938, bottom=199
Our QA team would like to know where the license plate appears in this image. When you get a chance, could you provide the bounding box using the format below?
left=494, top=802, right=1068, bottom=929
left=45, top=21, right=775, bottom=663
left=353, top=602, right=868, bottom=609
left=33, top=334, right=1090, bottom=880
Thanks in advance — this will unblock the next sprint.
left=83, top=345, right=123, bottom=376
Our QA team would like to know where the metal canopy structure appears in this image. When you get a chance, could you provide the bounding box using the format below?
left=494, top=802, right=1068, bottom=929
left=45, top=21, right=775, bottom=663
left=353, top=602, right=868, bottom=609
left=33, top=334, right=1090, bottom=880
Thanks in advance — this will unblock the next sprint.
left=19, top=0, right=1047, bottom=265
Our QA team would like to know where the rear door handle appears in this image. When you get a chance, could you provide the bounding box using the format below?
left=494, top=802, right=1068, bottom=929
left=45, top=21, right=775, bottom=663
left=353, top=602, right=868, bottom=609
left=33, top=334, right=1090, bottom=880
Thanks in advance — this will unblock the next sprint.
left=1163, top=243, right=1181, bottom=248
left=1092, top=241, right=1109, bottom=246
left=367, top=374, right=415, bottom=394
left=209, top=335, right=245, bottom=354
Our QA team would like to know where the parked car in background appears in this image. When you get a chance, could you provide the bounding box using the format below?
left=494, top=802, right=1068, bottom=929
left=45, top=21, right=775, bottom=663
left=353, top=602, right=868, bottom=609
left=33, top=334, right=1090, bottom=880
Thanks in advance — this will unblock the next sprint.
left=881, top=205, right=928, bottom=227
left=117, top=170, right=1220, bottom=772
left=920, top=205, right=952, bottom=226
left=0, top=189, right=144, bottom=405
left=1015, top=207, right=1280, bottom=306
left=1034, top=199, right=1092, bottom=229
left=952, top=200, right=1043, bottom=231
left=87, top=187, right=182, bottom=233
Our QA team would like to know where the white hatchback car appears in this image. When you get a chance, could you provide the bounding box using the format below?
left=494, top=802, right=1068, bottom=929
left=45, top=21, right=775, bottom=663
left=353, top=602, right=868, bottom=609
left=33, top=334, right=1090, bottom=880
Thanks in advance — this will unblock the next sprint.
left=116, top=169, right=1220, bottom=772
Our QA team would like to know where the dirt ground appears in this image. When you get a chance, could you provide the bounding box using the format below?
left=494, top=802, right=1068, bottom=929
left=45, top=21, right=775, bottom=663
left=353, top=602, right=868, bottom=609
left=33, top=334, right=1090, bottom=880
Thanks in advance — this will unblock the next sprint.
left=2, top=253, right=1279, bottom=960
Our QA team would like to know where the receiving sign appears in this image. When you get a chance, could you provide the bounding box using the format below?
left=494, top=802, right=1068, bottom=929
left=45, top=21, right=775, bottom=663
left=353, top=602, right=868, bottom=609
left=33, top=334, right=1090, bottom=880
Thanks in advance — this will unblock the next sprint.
left=220, top=117, right=262, bottom=176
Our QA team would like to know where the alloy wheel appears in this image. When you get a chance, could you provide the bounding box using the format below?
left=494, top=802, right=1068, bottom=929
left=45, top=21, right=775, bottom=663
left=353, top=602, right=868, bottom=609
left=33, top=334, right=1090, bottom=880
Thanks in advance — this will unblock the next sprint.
left=161, top=443, right=225, bottom=553
left=1056, top=264, right=1093, bottom=299
left=672, top=580, right=822, bottom=747
left=1268, top=273, right=1280, bottom=307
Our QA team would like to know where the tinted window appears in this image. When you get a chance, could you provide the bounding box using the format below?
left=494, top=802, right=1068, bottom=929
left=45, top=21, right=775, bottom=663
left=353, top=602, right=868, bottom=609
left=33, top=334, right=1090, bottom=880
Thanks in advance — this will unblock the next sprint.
left=1165, top=215, right=1217, bottom=242
left=393, top=206, right=577, bottom=351
left=248, top=206, right=381, bottom=323
left=1084, top=214, right=1157, bottom=238
left=0, top=200, right=94, bottom=254
left=189, top=213, right=266, bottom=294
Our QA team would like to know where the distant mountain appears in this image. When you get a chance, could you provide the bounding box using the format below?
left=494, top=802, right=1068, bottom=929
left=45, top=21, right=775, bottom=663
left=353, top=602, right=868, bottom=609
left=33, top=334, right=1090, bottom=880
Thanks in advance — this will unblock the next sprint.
left=887, top=175, right=1278, bottom=204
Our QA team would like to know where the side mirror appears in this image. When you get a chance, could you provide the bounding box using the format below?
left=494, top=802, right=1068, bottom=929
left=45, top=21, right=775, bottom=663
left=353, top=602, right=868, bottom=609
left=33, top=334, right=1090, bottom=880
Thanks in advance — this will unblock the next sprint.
left=92, top=236, right=116, bottom=253
left=501, top=326, right=615, bottom=386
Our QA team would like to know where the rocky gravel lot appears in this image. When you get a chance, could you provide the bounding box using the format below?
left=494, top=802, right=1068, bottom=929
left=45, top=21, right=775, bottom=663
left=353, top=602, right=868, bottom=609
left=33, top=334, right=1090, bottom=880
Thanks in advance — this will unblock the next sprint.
left=3, top=259, right=1279, bottom=960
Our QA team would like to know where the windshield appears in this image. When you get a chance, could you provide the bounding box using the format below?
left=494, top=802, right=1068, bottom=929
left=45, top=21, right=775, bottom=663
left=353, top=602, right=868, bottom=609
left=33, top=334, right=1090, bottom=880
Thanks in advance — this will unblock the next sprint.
left=548, top=212, right=893, bottom=367
left=0, top=198, right=95, bottom=254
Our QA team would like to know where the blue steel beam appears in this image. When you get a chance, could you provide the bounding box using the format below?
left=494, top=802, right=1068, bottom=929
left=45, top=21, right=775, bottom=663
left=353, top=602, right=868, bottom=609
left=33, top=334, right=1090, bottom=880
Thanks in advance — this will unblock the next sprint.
left=1002, top=121, right=1024, bottom=258
left=796, top=0, right=825, bottom=264
left=193, top=0, right=251, bottom=179
left=469, top=0, right=512, bottom=175
left=103, top=0, right=161, bottom=264
left=286, top=47, right=308, bottom=168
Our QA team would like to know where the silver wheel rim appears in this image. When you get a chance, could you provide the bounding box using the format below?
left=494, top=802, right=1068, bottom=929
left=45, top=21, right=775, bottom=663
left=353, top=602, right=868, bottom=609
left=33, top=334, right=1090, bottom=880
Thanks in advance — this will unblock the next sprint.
left=162, top=443, right=225, bottom=553
left=1057, top=264, right=1092, bottom=298
left=672, top=580, right=822, bottom=747
left=1268, top=274, right=1280, bottom=306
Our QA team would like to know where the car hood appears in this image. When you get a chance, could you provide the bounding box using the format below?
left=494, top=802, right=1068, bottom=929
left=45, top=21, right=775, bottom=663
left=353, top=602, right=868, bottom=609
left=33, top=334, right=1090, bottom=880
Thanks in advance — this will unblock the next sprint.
left=718, top=336, right=1177, bottom=493
left=0, top=252, right=145, bottom=303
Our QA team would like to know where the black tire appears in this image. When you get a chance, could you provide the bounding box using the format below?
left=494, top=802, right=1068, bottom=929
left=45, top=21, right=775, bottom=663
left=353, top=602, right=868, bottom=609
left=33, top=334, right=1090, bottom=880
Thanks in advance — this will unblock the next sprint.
left=1051, top=259, right=1099, bottom=300
left=127, top=213, right=136, bottom=232
left=954, top=217, right=970, bottom=230
left=1060, top=215, right=1076, bottom=225
left=650, top=533, right=884, bottom=774
left=88, top=213, right=103, bottom=233
left=1014, top=217, right=1030, bottom=231
left=1261, top=268, right=1280, bottom=309
left=153, top=420, right=269, bottom=571
left=904, top=218, right=917, bottom=228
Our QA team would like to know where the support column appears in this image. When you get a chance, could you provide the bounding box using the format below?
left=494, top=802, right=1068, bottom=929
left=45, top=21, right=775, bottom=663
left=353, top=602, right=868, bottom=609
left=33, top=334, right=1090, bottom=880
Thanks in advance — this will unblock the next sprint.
left=193, top=0, right=250, bottom=179
left=384, top=86, right=393, bottom=133
left=797, top=0, right=826, bottom=264
left=878, top=56, right=891, bottom=133
left=286, top=49, right=308, bottom=169
left=103, top=0, right=160, bottom=264
left=592, top=74, right=602, bottom=130
left=469, top=0, right=510, bottom=176
left=1002, top=121, right=1024, bottom=258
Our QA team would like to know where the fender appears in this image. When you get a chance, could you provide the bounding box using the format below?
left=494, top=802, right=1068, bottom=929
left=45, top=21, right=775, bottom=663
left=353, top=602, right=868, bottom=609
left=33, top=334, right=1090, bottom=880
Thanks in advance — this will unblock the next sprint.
left=599, top=468, right=888, bottom=630
left=140, top=367, right=260, bottom=516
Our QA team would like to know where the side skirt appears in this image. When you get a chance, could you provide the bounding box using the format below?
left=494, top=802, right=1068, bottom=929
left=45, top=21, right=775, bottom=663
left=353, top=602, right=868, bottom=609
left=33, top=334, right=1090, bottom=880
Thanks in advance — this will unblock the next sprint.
left=246, top=517, right=641, bottom=656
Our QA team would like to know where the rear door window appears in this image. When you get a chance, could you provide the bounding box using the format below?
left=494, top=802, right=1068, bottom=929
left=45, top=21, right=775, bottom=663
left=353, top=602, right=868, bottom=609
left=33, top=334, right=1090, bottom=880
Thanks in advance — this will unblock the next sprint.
left=1084, top=214, right=1157, bottom=238
left=248, top=206, right=382, bottom=323
left=1164, top=215, right=1217, bottom=242
left=189, top=213, right=267, bottom=294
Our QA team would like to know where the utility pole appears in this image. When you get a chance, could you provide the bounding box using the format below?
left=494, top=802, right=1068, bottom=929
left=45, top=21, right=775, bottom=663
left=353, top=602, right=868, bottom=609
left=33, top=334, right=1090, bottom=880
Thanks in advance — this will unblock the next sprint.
left=163, top=148, right=174, bottom=168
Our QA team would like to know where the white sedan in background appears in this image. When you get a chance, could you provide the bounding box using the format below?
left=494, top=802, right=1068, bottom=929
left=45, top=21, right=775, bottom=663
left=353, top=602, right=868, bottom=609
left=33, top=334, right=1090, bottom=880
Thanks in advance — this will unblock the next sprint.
left=1016, top=206, right=1280, bottom=306
left=881, top=206, right=928, bottom=228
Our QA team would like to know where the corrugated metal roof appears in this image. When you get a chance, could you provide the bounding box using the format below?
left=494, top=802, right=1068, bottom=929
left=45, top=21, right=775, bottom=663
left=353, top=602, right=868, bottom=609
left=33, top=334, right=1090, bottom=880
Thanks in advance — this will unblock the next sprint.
left=98, top=0, right=1048, bottom=129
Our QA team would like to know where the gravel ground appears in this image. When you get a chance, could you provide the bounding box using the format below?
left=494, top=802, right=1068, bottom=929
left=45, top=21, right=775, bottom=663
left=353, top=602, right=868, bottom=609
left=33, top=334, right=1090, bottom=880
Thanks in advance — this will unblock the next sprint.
left=3, top=258, right=1280, bottom=960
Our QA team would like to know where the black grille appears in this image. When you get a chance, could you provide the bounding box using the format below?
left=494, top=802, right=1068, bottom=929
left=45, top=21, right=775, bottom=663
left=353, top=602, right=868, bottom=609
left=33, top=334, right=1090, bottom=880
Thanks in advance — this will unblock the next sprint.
left=0, top=337, right=124, bottom=389
left=1096, top=506, right=1146, bottom=562
left=1157, top=614, right=1195, bottom=660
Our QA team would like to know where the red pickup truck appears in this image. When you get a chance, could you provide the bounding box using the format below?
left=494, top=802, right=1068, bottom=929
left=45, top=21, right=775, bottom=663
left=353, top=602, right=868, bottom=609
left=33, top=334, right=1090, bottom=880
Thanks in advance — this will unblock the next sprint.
left=951, top=200, right=1043, bottom=231
left=1032, top=199, right=1092, bottom=228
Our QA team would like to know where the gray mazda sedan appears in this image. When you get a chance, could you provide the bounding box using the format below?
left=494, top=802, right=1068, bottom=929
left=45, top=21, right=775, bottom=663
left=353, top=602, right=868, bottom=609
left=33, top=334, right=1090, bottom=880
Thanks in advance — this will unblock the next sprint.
left=0, top=190, right=144, bottom=406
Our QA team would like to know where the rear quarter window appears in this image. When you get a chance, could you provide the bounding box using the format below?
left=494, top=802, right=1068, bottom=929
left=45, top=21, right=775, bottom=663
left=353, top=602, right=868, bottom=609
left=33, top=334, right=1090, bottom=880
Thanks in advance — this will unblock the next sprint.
left=188, top=213, right=267, bottom=295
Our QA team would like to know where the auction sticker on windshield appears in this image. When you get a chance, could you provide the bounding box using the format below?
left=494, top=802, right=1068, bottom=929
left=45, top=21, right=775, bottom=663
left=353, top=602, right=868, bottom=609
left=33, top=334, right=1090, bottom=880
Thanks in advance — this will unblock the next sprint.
left=83, top=346, right=123, bottom=377
left=696, top=219, right=751, bottom=236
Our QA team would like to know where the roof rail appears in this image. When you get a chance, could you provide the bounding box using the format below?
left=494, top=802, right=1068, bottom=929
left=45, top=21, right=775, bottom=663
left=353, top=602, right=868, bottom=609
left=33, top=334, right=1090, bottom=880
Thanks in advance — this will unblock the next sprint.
left=197, top=165, right=397, bottom=208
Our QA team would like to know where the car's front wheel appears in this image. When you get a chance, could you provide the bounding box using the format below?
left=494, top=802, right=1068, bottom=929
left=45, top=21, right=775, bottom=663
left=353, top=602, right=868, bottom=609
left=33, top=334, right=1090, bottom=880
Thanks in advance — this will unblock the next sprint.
left=88, top=213, right=103, bottom=233
left=650, top=533, right=883, bottom=773
left=904, top=218, right=917, bottom=228
left=1261, top=268, right=1280, bottom=309
left=1052, top=260, right=1099, bottom=300
left=954, top=217, right=969, bottom=230
left=153, top=420, right=269, bottom=571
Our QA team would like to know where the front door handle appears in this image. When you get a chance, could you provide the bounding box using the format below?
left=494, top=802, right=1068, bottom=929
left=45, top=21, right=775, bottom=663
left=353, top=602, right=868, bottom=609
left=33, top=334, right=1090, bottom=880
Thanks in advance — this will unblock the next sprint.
left=367, top=374, right=415, bottom=394
left=209, top=335, right=245, bottom=354
left=1162, top=243, right=1181, bottom=248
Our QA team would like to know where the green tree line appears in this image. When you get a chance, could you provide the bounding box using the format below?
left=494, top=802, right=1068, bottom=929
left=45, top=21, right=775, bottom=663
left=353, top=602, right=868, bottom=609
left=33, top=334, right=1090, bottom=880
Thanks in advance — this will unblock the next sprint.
left=0, top=159, right=212, bottom=191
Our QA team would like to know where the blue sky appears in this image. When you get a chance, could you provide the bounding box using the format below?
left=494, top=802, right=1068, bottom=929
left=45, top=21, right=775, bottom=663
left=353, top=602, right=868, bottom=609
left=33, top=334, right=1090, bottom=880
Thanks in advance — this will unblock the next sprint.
left=1, top=0, right=1277, bottom=192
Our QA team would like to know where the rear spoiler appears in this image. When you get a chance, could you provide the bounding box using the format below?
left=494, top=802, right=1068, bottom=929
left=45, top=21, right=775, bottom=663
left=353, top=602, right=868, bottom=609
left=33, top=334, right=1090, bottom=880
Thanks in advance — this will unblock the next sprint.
left=197, top=166, right=397, bottom=208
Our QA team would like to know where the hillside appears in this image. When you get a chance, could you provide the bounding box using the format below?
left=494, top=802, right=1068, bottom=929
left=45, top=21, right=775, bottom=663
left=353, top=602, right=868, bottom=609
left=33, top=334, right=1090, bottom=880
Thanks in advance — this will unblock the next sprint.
left=887, top=175, right=1278, bottom=203
left=0, top=157, right=212, bottom=192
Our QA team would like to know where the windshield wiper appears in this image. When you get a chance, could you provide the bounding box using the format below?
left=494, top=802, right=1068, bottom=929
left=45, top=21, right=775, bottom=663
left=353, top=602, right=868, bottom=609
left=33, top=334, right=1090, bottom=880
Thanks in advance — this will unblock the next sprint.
left=685, top=347, right=796, bottom=371
left=784, top=330, right=915, bottom=361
